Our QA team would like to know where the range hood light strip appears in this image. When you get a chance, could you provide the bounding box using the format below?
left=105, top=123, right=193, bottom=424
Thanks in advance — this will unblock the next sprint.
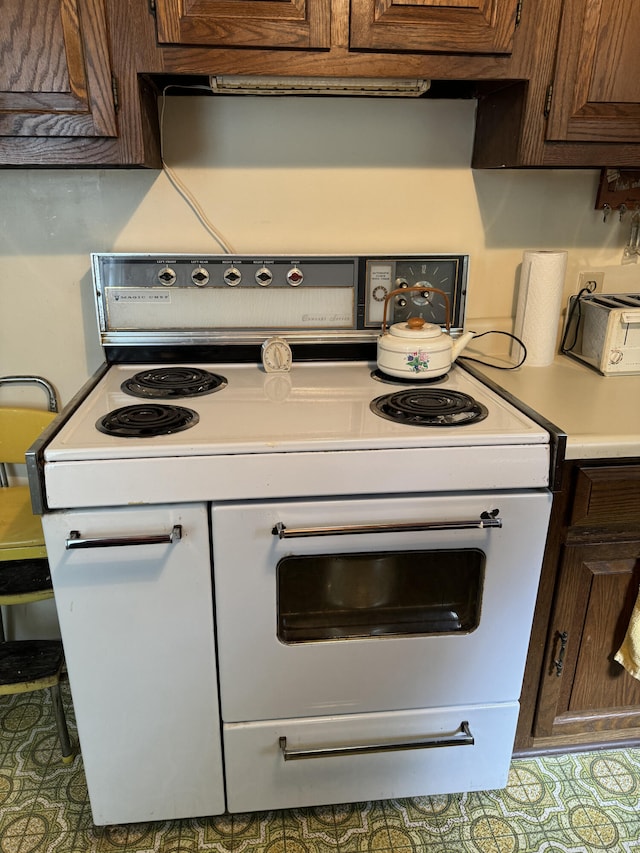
left=209, top=75, right=431, bottom=97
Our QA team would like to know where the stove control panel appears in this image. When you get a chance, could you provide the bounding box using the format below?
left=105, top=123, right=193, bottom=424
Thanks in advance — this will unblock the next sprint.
left=91, top=253, right=468, bottom=346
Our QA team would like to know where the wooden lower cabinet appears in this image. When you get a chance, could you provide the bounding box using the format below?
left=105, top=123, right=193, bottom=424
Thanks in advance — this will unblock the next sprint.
left=516, top=461, right=640, bottom=754
left=534, top=540, right=640, bottom=738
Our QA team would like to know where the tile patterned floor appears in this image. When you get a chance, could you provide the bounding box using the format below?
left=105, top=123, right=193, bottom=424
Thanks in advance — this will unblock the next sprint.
left=2, top=686, right=640, bottom=852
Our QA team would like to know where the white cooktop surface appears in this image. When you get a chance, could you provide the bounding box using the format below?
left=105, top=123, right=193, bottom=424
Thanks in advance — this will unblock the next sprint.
left=45, top=362, right=549, bottom=462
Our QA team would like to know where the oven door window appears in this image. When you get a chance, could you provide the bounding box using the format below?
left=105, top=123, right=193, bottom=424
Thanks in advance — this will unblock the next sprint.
left=277, top=549, right=485, bottom=643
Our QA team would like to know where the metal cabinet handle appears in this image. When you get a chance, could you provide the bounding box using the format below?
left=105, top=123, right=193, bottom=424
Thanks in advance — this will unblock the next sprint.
left=554, top=630, right=568, bottom=677
left=273, top=511, right=501, bottom=539
left=279, top=721, right=474, bottom=761
left=65, top=525, right=182, bottom=550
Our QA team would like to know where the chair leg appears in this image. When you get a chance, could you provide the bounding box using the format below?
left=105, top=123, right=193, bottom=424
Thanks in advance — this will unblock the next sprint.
left=50, top=680, right=74, bottom=764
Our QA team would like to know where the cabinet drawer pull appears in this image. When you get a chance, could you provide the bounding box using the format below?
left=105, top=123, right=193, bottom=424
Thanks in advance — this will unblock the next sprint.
left=273, top=511, right=501, bottom=539
left=279, top=721, right=474, bottom=761
left=65, top=525, right=182, bottom=550
left=554, top=630, right=568, bottom=677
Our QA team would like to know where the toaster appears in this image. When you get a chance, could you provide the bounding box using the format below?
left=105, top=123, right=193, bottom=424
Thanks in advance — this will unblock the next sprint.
left=562, top=292, right=640, bottom=375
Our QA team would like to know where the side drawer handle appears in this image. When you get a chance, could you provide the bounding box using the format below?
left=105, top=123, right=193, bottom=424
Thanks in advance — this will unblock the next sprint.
left=65, top=525, right=182, bottom=550
left=273, top=511, right=501, bottom=539
left=279, top=721, right=474, bottom=761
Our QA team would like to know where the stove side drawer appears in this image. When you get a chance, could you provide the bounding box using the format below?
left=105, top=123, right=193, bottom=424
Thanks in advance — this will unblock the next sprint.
left=223, top=702, right=518, bottom=812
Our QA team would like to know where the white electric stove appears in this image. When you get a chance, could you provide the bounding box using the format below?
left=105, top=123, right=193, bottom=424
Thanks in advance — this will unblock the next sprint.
left=30, top=254, right=555, bottom=825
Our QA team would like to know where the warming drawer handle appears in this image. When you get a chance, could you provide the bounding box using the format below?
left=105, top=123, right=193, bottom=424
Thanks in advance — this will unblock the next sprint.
left=65, top=525, right=182, bottom=550
left=272, top=511, right=501, bottom=539
left=279, top=721, right=474, bottom=761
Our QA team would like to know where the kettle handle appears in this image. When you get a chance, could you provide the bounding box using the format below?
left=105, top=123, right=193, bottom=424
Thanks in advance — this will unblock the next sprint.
left=381, top=286, right=451, bottom=335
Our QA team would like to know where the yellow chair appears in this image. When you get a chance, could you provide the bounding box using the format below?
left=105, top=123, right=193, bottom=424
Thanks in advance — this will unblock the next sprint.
left=0, top=376, right=73, bottom=763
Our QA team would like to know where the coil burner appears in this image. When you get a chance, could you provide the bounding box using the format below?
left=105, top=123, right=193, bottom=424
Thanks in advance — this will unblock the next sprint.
left=370, top=389, right=488, bottom=427
left=96, top=404, right=199, bottom=438
left=122, top=367, right=227, bottom=399
left=370, top=368, right=448, bottom=386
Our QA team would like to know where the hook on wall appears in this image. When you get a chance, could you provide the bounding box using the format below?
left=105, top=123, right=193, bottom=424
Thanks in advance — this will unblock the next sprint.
left=622, top=209, right=640, bottom=263
left=596, top=169, right=640, bottom=218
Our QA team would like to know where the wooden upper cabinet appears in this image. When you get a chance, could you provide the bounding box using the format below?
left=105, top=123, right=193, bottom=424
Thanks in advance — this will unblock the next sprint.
left=154, top=0, right=331, bottom=49
left=547, top=0, right=640, bottom=142
left=0, top=0, right=117, bottom=138
left=350, top=0, right=520, bottom=54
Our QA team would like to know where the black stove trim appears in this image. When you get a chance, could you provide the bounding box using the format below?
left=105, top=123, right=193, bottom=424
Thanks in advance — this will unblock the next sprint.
left=104, top=343, right=378, bottom=364
left=25, top=362, right=111, bottom=515
left=458, top=361, right=567, bottom=492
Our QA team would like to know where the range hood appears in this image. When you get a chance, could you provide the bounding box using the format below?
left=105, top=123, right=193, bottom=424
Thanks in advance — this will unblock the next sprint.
left=210, top=75, right=431, bottom=97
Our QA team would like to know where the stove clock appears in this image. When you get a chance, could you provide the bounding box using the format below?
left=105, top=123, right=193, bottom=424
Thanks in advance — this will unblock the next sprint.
left=365, top=257, right=465, bottom=329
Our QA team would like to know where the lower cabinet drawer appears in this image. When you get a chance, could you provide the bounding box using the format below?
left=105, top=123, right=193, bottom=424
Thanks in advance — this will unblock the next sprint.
left=223, top=703, right=519, bottom=812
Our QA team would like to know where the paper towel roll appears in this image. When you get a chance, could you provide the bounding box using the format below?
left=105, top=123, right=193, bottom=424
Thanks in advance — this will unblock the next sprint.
left=512, top=250, right=568, bottom=367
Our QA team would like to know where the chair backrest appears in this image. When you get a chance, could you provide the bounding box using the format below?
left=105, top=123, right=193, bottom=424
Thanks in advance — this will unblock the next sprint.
left=0, top=377, right=59, bottom=477
left=0, top=408, right=57, bottom=466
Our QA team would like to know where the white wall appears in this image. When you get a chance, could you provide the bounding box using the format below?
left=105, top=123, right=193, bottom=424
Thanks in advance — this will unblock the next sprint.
left=1, top=95, right=637, bottom=408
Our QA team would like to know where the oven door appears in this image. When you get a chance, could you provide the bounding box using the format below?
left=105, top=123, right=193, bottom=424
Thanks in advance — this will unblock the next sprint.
left=212, top=490, right=551, bottom=722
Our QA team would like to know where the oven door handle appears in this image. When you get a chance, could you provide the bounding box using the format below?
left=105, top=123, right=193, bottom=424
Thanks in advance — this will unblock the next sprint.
left=279, top=721, right=474, bottom=761
left=272, top=511, right=501, bottom=539
left=65, top=525, right=182, bottom=550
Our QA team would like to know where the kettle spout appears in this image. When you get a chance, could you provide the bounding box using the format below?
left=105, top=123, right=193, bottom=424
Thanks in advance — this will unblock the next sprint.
left=451, top=330, right=475, bottom=362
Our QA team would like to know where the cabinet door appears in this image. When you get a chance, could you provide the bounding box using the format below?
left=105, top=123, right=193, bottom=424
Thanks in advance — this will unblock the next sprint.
left=0, top=0, right=117, bottom=138
left=350, top=0, right=520, bottom=53
left=547, top=0, right=640, bottom=142
left=42, top=504, right=225, bottom=824
left=155, top=0, right=331, bottom=48
left=534, top=540, right=640, bottom=739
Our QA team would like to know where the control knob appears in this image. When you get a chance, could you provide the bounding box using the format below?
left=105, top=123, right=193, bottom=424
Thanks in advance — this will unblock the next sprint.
left=287, top=266, right=304, bottom=286
left=223, top=266, right=242, bottom=287
left=158, top=267, right=176, bottom=286
left=255, top=266, right=273, bottom=287
left=191, top=267, right=210, bottom=287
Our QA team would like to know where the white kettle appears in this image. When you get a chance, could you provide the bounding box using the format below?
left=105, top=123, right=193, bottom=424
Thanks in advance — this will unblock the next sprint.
left=377, top=286, right=475, bottom=379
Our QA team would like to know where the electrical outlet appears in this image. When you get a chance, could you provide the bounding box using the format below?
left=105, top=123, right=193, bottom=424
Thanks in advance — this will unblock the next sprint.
left=578, top=271, right=604, bottom=293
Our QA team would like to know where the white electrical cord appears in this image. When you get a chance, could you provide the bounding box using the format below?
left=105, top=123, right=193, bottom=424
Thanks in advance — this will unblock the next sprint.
left=159, top=85, right=235, bottom=254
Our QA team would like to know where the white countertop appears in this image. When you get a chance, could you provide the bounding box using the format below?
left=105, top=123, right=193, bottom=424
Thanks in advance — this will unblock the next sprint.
left=471, top=354, right=640, bottom=460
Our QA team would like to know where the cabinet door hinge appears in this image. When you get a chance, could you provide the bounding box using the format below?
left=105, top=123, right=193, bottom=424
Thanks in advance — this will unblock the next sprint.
left=544, top=82, right=553, bottom=117
left=111, top=74, right=120, bottom=114
left=515, top=0, right=523, bottom=26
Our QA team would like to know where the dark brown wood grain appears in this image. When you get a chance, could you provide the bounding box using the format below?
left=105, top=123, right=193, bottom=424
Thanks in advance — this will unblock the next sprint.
left=571, top=467, right=640, bottom=527
left=546, top=0, right=640, bottom=143
left=349, top=0, right=519, bottom=54
left=155, top=0, right=331, bottom=48
left=0, top=0, right=117, bottom=138
left=515, top=459, right=640, bottom=756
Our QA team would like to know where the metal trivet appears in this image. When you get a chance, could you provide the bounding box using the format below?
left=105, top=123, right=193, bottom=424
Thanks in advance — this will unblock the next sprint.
left=121, top=367, right=227, bottom=398
left=370, top=389, right=488, bottom=426
left=96, top=404, right=199, bottom=437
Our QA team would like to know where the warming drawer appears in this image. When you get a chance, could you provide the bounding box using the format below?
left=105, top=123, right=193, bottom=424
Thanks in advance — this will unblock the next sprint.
left=223, top=702, right=519, bottom=812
